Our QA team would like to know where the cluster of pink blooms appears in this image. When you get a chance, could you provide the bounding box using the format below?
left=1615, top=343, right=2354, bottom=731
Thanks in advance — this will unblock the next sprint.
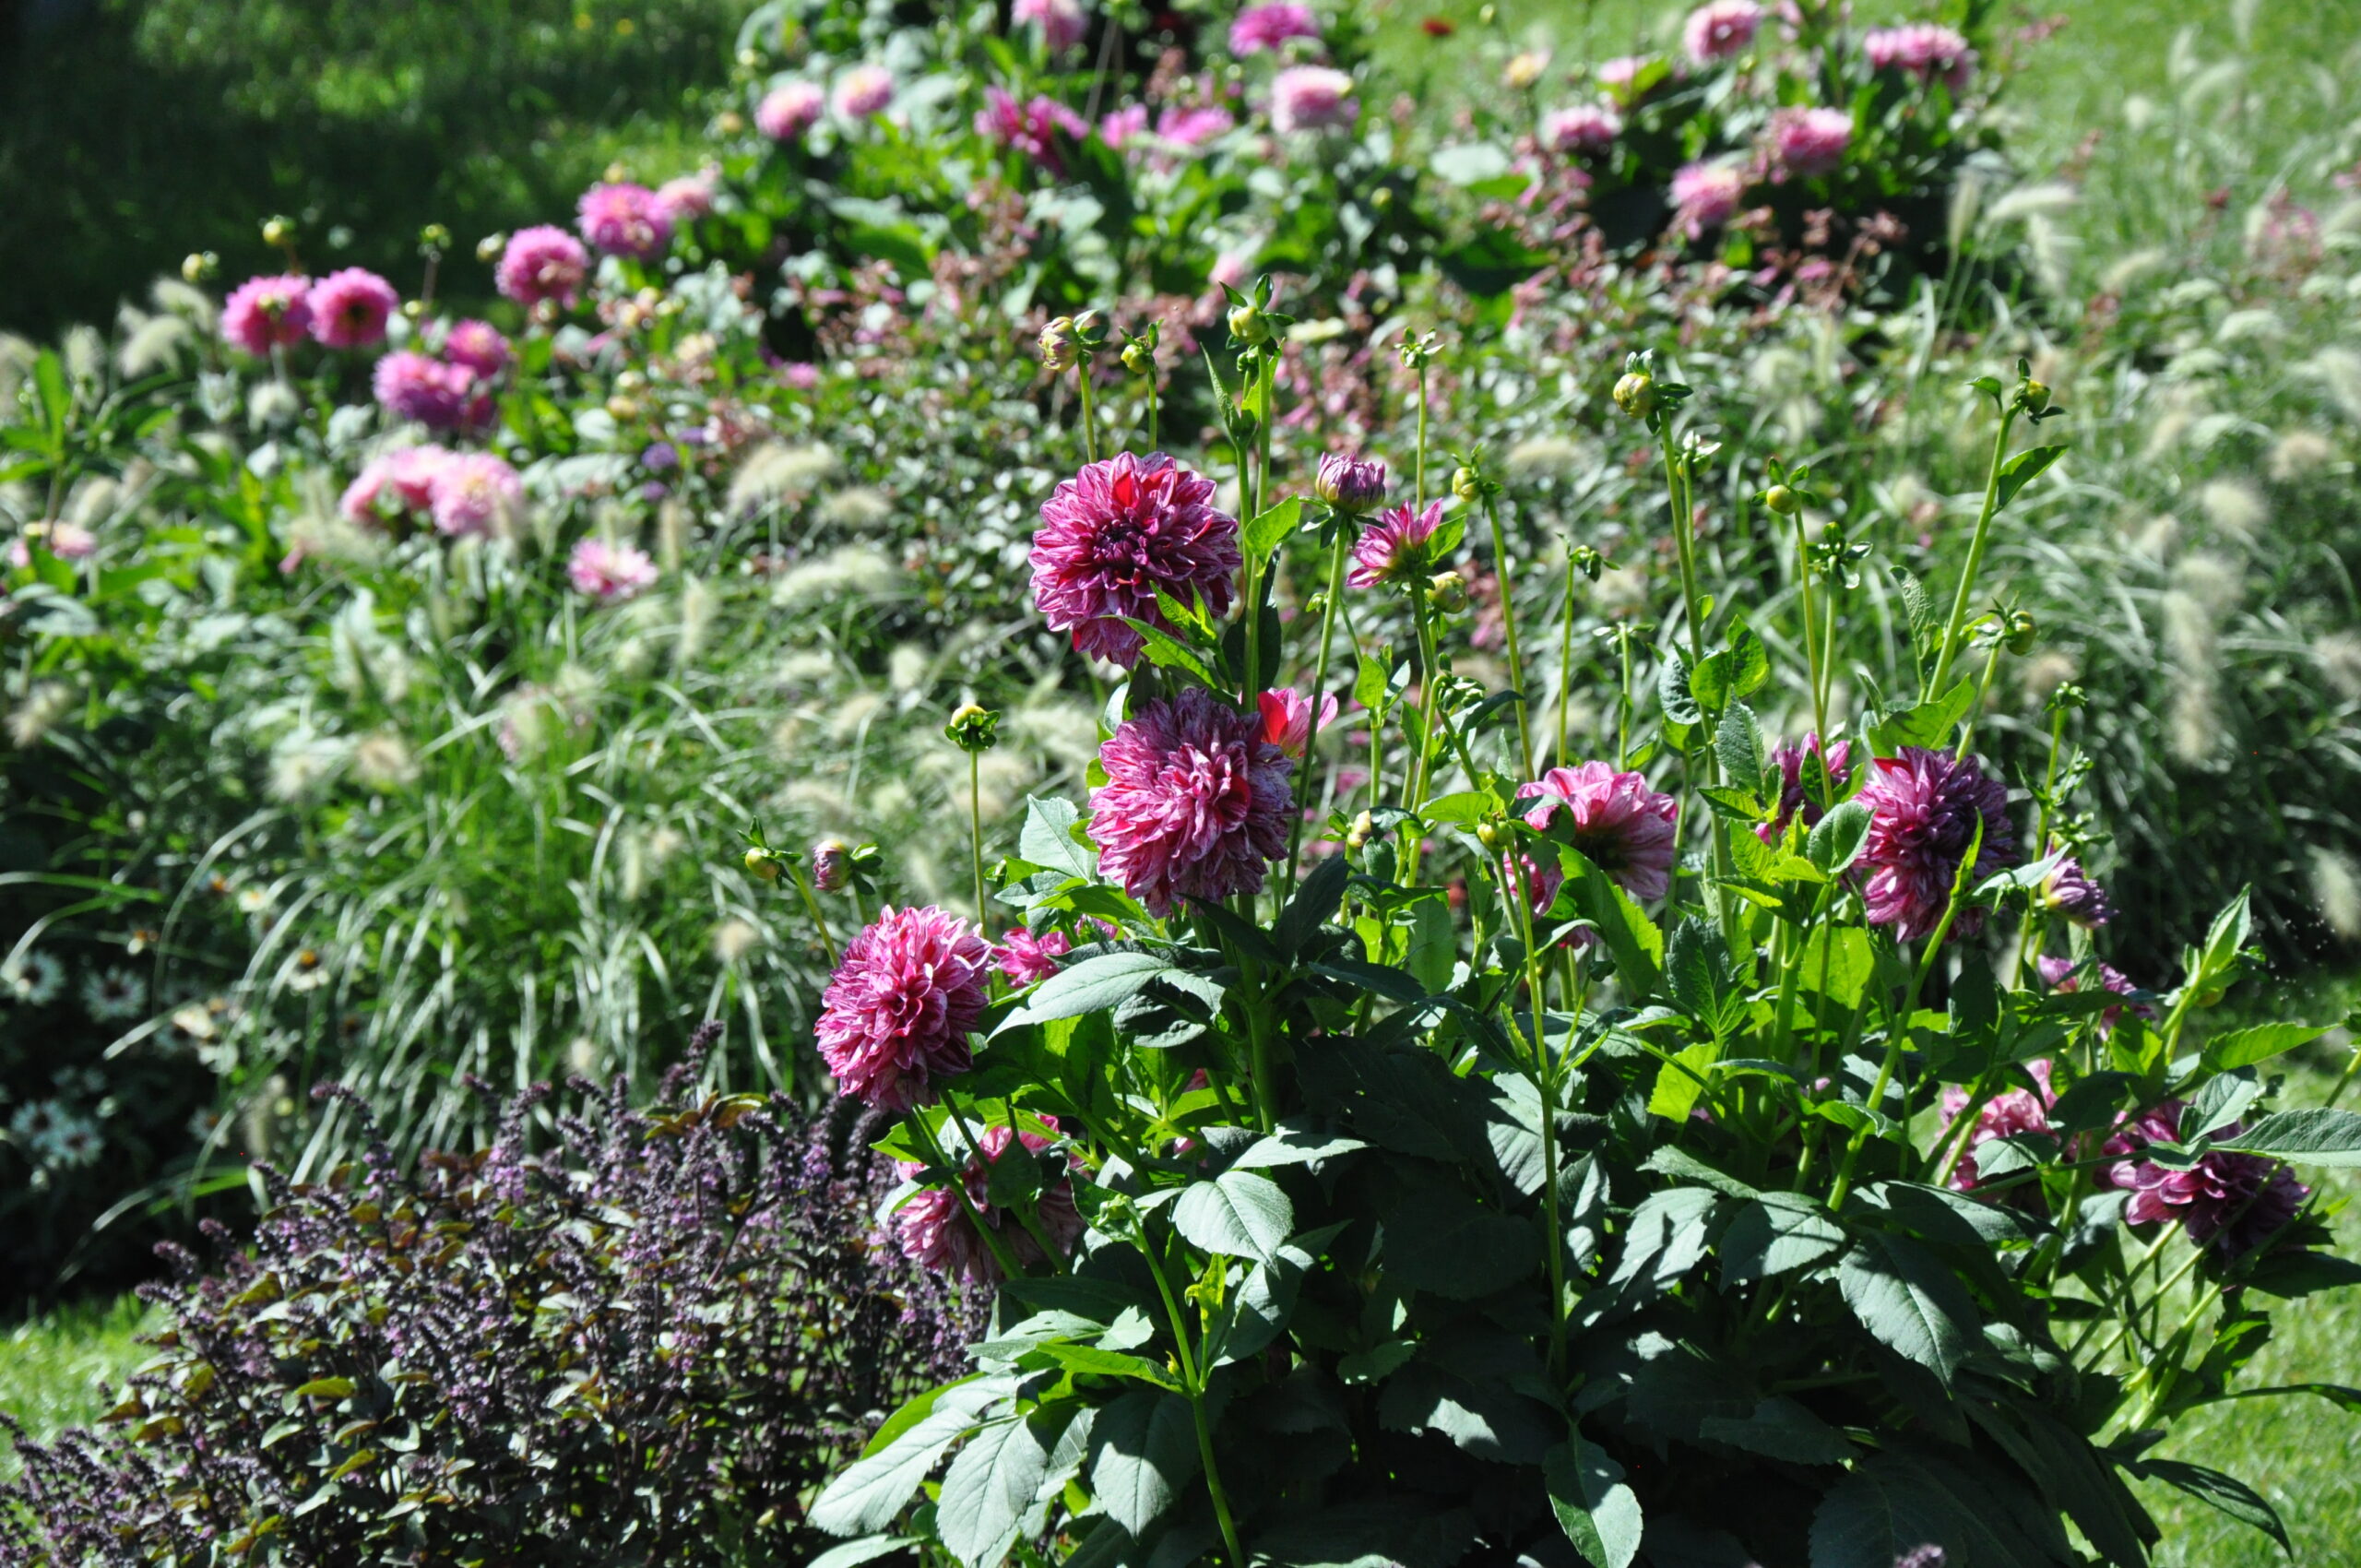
left=338, top=446, right=524, bottom=540
left=1102, top=103, right=1237, bottom=159
left=1269, top=65, right=1357, bottom=136
left=307, top=268, right=401, bottom=350
left=442, top=319, right=514, bottom=380
left=977, top=87, right=1092, bottom=174
left=2101, top=1101, right=2308, bottom=1264
left=373, top=350, right=492, bottom=432
left=1542, top=104, right=1622, bottom=157
left=1939, top=1060, right=2056, bottom=1193
left=1028, top=451, right=1240, bottom=667
left=1856, top=745, right=2018, bottom=940
left=496, top=226, right=592, bottom=310
left=1862, top=23, right=1975, bottom=90
left=1679, top=0, right=1762, bottom=65
left=1761, top=734, right=1852, bottom=843
left=1014, top=0, right=1088, bottom=54
left=1671, top=160, right=1748, bottom=239
left=995, top=919, right=1117, bottom=988
left=835, top=65, right=896, bottom=119
left=565, top=538, right=659, bottom=604
left=1229, top=2, right=1321, bottom=55
left=1089, top=688, right=1294, bottom=916
left=814, top=904, right=991, bottom=1111
left=1770, top=107, right=1853, bottom=179
left=8, top=523, right=97, bottom=565
left=1510, top=763, right=1681, bottom=925
left=1258, top=688, right=1338, bottom=759
left=893, top=1119, right=1086, bottom=1283
left=576, top=183, right=673, bottom=261
left=654, top=172, right=718, bottom=224
left=220, top=268, right=403, bottom=357
left=755, top=80, right=827, bottom=143
left=1347, top=499, right=1442, bottom=588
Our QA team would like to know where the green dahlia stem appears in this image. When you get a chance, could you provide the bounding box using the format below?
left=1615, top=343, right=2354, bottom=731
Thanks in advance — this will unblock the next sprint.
left=786, top=861, right=838, bottom=966
left=1283, top=530, right=1350, bottom=898
left=1928, top=405, right=2020, bottom=699
left=1492, top=850, right=1571, bottom=1379
left=1793, top=511, right=1828, bottom=757
left=968, top=750, right=989, bottom=934
left=1141, top=1225, right=1247, bottom=1568
left=1076, top=362, right=1100, bottom=465
left=1557, top=553, right=1578, bottom=766
left=1402, top=586, right=1445, bottom=881
left=1482, top=493, right=1536, bottom=779
left=913, top=1113, right=1026, bottom=1283
left=1953, top=635, right=2005, bottom=763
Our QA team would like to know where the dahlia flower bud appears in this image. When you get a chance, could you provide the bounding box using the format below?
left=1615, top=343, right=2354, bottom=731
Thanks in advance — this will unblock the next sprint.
left=744, top=847, right=785, bottom=882
left=261, top=216, right=296, bottom=248
left=1762, top=484, right=1799, bottom=516
left=2004, top=611, right=2038, bottom=655
left=181, top=252, right=219, bottom=283
left=945, top=702, right=1001, bottom=754
left=1313, top=452, right=1388, bottom=515
left=1450, top=466, right=1481, bottom=503
left=1121, top=340, right=1153, bottom=374
left=809, top=838, right=852, bottom=892
left=1476, top=820, right=1503, bottom=849
left=1426, top=571, right=1467, bottom=612
left=1346, top=810, right=1374, bottom=850
left=1039, top=316, right=1082, bottom=372
left=1227, top=299, right=1271, bottom=347
left=419, top=222, right=451, bottom=252
left=1571, top=544, right=1606, bottom=580
left=476, top=232, right=506, bottom=262
left=2038, top=848, right=2112, bottom=928
left=1612, top=371, right=1656, bottom=419
left=2021, top=379, right=2052, bottom=415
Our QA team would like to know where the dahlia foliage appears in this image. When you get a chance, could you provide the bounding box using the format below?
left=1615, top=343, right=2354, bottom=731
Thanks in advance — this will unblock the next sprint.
left=802, top=326, right=2361, bottom=1568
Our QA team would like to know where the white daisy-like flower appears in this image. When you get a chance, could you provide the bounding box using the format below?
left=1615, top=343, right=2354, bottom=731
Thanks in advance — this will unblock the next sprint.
left=80, top=965, right=147, bottom=1022
left=3, top=950, right=66, bottom=1006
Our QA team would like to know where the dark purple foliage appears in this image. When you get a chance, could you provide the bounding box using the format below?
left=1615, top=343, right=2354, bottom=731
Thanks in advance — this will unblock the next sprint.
left=0, top=1025, right=976, bottom=1566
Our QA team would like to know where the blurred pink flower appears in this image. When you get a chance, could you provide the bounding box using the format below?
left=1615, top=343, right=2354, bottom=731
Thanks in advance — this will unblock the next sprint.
left=652, top=172, right=718, bottom=224
left=835, top=65, right=896, bottom=118
left=755, top=80, right=826, bottom=142
left=220, top=274, right=314, bottom=356
left=496, top=226, right=589, bottom=309
left=1680, top=0, right=1762, bottom=64
left=1014, top=0, right=1089, bottom=53
left=816, top=904, right=991, bottom=1110
left=576, top=182, right=672, bottom=260
left=1258, top=688, right=1339, bottom=758
left=1210, top=250, right=1253, bottom=290
left=1029, top=451, right=1240, bottom=668
left=340, top=445, right=451, bottom=526
left=1863, top=23, right=1975, bottom=89
left=566, top=537, right=658, bottom=603
left=1671, top=159, right=1746, bottom=237
left=1760, top=733, right=1852, bottom=842
left=372, top=351, right=488, bottom=431
left=1514, top=761, right=1680, bottom=902
left=1541, top=103, right=1622, bottom=155
left=995, top=927, right=1074, bottom=988
left=1271, top=65, right=1356, bottom=134
left=1159, top=104, right=1237, bottom=148
left=1091, top=688, right=1293, bottom=915
left=441, top=320, right=513, bottom=380
left=1230, top=2, right=1322, bottom=54
left=977, top=87, right=1091, bottom=173
left=427, top=451, right=523, bottom=538
left=1100, top=103, right=1150, bottom=148
left=1771, top=106, right=1852, bottom=177
left=306, top=268, right=398, bottom=349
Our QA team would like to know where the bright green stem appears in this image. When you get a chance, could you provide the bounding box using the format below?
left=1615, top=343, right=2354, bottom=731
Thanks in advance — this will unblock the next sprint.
left=1494, top=852, right=1572, bottom=1378
left=1657, top=424, right=1707, bottom=671
left=1147, top=373, right=1160, bottom=450
left=1242, top=991, right=1277, bottom=1134
left=1614, top=628, right=1634, bottom=771
left=1142, top=1227, right=1247, bottom=1568
left=1557, top=555, right=1578, bottom=766
left=1829, top=894, right=1971, bottom=1213
left=1284, top=531, right=1350, bottom=898
left=1928, top=406, right=2020, bottom=698
left=786, top=861, right=839, bottom=966
left=915, top=1113, right=1026, bottom=1282
left=1414, top=364, right=1430, bottom=512
left=1482, top=493, right=1536, bottom=778
left=1794, top=512, right=1828, bottom=753
left=969, top=750, right=989, bottom=933
left=1076, top=362, right=1100, bottom=464
left=1402, top=588, right=1444, bottom=880
left=1953, top=635, right=2006, bottom=762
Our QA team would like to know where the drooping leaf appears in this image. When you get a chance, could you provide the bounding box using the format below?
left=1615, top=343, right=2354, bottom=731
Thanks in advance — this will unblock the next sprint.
left=1720, top=1194, right=1845, bottom=1283
left=2201, top=1022, right=2331, bottom=1075
left=1545, top=1437, right=1643, bottom=1568
left=1086, top=1390, right=1202, bottom=1538
left=2125, top=1456, right=2289, bottom=1554
left=1172, top=1170, right=1294, bottom=1264
left=2216, top=1109, right=2361, bottom=1166
left=1698, top=1397, right=1856, bottom=1466
left=938, top=1414, right=1057, bottom=1568
left=1836, top=1233, right=1977, bottom=1388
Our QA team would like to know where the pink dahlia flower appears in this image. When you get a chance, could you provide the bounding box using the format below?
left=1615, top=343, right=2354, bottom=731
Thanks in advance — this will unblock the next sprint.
left=220, top=274, right=314, bottom=356
left=2099, top=1100, right=2308, bottom=1264
left=1515, top=761, right=1680, bottom=902
left=1230, top=2, right=1322, bottom=54
left=1760, top=733, right=1852, bottom=843
left=427, top=451, right=524, bottom=539
left=496, top=225, right=590, bottom=309
left=16, top=523, right=97, bottom=563
left=441, top=319, right=513, bottom=380
left=1671, top=160, right=1747, bottom=238
left=1159, top=103, right=1237, bottom=148
left=1347, top=499, right=1443, bottom=588
left=816, top=904, right=991, bottom=1110
left=1680, top=0, right=1762, bottom=64
left=1014, top=0, right=1089, bottom=53
left=1089, top=688, right=1294, bottom=915
left=340, top=445, right=451, bottom=527
left=2035, top=954, right=2143, bottom=1032
left=1209, top=250, right=1253, bottom=291
left=1100, top=103, right=1150, bottom=148
left=1863, top=23, right=1975, bottom=90
left=1270, top=65, right=1356, bottom=135
left=1938, top=1059, right=2055, bottom=1192
left=755, top=80, right=826, bottom=142
left=576, top=182, right=672, bottom=260
left=1542, top=103, right=1622, bottom=155
left=306, top=267, right=399, bottom=349
left=1857, top=746, right=2018, bottom=941
left=1313, top=451, right=1387, bottom=514
left=566, top=537, right=658, bottom=603
left=835, top=64, right=896, bottom=119
left=1029, top=451, right=1240, bottom=668
left=894, top=1119, right=1086, bottom=1283
left=1598, top=55, right=1650, bottom=92
left=996, top=927, right=1074, bottom=988
left=977, top=88, right=1091, bottom=174
left=652, top=172, right=718, bottom=225
left=1771, top=107, right=1852, bottom=178
left=2038, top=847, right=2112, bottom=928
left=1258, top=688, right=1340, bottom=759
left=372, top=350, right=489, bottom=431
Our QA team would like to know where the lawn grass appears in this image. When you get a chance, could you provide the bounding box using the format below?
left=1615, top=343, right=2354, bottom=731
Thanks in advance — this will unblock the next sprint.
left=0, top=1296, right=157, bottom=1479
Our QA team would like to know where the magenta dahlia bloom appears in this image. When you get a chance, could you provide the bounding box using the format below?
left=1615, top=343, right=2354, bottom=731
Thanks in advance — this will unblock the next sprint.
left=373, top=350, right=489, bottom=431
left=576, top=182, right=672, bottom=260
left=817, top=905, right=991, bottom=1111
left=441, top=320, right=513, bottom=380
left=1680, top=0, right=1762, bottom=63
left=2039, top=847, right=2113, bottom=928
left=1771, top=107, right=1852, bottom=178
left=1671, top=160, right=1747, bottom=238
left=1258, top=688, right=1340, bottom=759
left=1270, top=65, right=1356, bottom=135
left=995, top=927, right=1074, bottom=988
left=1313, top=451, right=1387, bottom=514
left=1759, top=733, right=1853, bottom=843
left=1938, top=1059, right=2055, bottom=1193
left=893, top=1119, right=1086, bottom=1283
left=834, top=64, right=896, bottom=119
left=427, top=451, right=523, bottom=539
left=1542, top=103, right=1622, bottom=155
left=567, top=537, right=658, bottom=603
left=977, top=88, right=1091, bottom=173
left=2035, top=954, right=2144, bottom=1033
left=1348, top=499, right=1443, bottom=588
left=496, top=225, right=590, bottom=309
left=1015, top=0, right=1089, bottom=53
left=340, top=445, right=451, bottom=527
left=1863, top=23, right=1975, bottom=90
left=1159, top=104, right=1237, bottom=148
left=1857, top=746, right=2018, bottom=941
left=305, top=267, right=399, bottom=349
left=33, top=523, right=97, bottom=561
left=1029, top=451, right=1240, bottom=667
left=2100, top=1100, right=2309, bottom=1264
left=755, top=81, right=826, bottom=142
left=1230, top=2, right=1322, bottom=54
left=652, top=172, right=718, bottom=224
left=1597, top=55, right=1650, bottom=95
left=220, top=274, right=314, bottom=356
left=1515, top=762, right=1680, bottom=902
left=1090, top=688, right=1294, bottom=915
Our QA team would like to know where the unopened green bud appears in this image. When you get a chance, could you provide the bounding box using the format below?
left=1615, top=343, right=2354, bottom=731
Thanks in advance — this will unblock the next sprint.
left=476, top=232, right=507, bottom=263
left=1121, top=340, right=1153, bottom=374
left=1228, top=300, right=1270, bottom=347
left=1612, top=371, right=1655, bottom=419
left=1039, top=316, right=1080, bottom=372
left=1426, top=572, right=1467, bottom=613
left=181, top=252, right=219, bottom=284
left=1477, top=820, right=1503, bottom=849
left=946, top=702, right=1001, bottom=754
left=2004, top=611, right=2037, bottom=656
left=418, top=222, right=451, bottom=252
left=2021, top=379, right=2052, bottom=415
left=1345, top=810, right=1374, bottom=851
left=1451, top=466, right=1481, bottom=503
left=744, top=847, right=784, bottom=882
left=1571, top=544, right=1605, bottom=581
left=1762, top=484, right=1799, bottom=516
left=261, top=216, right=295, bottom=248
